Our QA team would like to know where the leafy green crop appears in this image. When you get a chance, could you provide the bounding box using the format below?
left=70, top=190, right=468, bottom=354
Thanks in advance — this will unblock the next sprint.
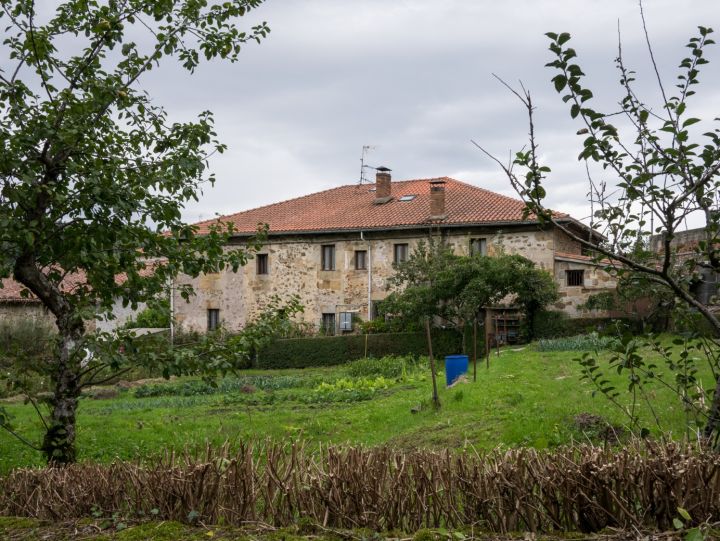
left=535, top=333, right=619, bottom=352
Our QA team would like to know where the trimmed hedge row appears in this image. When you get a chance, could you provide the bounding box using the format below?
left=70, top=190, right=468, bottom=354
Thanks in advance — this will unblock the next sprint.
left=531, top=311, right=639, bottom=339
left=256, top=329, right=463, bottom=369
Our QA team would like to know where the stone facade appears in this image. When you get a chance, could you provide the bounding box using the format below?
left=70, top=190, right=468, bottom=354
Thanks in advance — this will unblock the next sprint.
left=0, top=302, right=55, bottom=327
left=552, top=255, right=618, bottom=317
left=0, top=299, right=144, bottom=334
left=173, top=225, right=616, bottom=333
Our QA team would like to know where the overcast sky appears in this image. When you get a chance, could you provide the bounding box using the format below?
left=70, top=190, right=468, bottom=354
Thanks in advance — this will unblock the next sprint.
left=136, top=0, right=720, bottom=227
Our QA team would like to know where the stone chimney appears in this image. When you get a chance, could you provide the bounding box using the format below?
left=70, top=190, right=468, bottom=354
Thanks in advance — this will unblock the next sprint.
left=429, top=179, right=446, bottom=219
left=374, top=166, right=392, bottom=204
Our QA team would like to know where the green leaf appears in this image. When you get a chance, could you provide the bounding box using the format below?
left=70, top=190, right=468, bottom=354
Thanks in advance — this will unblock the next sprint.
left=684, top=527, right=705, bottom=541
left=552, top=74, right=567, bottom=92
left=677, top=507, right=692, bottom=522
left=558, top=32, right=571, bottom=45
left=683, top=118, right=701, bottom=127
left=674, top=518, right=685, bottom=530
left=571, top=104, right=580, bottom=118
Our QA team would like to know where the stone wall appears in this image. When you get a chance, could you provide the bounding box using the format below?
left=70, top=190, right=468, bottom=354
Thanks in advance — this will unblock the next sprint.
left=0, top=303, right=55, bottom=327
left=95, top=299, right=147, bottom=333
left=553, top=258, right=618, bottom=317
left=0, top=300, right=141, bottom=334
left=554, top=228, right=583, bottom=255
left=173, top=225, right=616, bottom=333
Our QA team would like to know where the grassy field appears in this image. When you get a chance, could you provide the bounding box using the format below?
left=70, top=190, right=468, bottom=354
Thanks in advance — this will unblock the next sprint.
left=3, top=516, right=692, bottom=541
left=0, top=337, right=713, bottom=474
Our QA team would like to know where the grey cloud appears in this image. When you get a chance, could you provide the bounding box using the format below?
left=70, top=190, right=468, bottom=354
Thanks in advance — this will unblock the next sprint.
left=125, top=0, right=720, bottom=225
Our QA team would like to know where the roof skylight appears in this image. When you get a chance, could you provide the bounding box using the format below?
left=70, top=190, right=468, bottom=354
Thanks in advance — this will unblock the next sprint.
left=399, top=195, right=416, bottom=202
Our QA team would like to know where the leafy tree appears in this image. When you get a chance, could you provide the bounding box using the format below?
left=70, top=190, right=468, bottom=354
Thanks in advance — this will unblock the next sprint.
left=0, top=0, right=269, bottom=464
left=167, top=294, right=304, bottom=373
left=476, top=10, right=720, bottom=442
left=383, top=239, right=559, bottom=347
left=125, top=297, right=171, bottom=329
left=509, top=257, right=560, bottom=341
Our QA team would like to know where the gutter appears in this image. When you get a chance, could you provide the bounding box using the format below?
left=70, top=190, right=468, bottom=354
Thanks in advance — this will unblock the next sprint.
left=360, top=231, right=372, bottom=319
left=226, top=219, right=557, bottom=238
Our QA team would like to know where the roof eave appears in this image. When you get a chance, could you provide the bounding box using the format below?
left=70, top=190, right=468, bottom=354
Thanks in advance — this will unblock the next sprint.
left=225, top=219, right=552, bottom=238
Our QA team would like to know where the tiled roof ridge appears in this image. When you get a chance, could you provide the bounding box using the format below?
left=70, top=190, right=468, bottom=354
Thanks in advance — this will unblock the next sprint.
left=192, top=183, right=360, bottom=230
left=191, top=176, right=529, bottom=228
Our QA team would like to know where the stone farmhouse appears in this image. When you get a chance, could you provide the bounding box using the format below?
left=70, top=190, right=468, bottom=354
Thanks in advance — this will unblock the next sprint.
left=0, top=272, right=148, bottom=333
left=173, top=170, right=617, bottom=335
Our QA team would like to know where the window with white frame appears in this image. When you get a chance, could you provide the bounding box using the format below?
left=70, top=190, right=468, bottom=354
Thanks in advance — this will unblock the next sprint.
left=339, top=312, right=353, bottom=331
left=321, top=245, right=335, bottom=270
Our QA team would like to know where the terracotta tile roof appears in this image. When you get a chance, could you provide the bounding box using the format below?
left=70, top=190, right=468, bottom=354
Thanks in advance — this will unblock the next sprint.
left=0, top=278, right=40, bottom=303
left=0, top=263, right=159, bottom=303
left=193, top=177, right=569, bottom=235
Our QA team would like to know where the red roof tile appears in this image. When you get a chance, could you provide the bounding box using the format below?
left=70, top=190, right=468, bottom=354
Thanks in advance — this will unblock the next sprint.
left=0, top=278, right=39, bottom=303
left=0, top=264, right=159, bottom=303
left=193, top=177, right=568, bottom=235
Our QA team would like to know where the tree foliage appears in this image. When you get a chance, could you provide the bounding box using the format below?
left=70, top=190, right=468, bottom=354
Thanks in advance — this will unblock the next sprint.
left=0, top=0, right=269, bottom=463
left=381, top=239, right=559, bottom=343
left=476, top=9, right=720, bottom=442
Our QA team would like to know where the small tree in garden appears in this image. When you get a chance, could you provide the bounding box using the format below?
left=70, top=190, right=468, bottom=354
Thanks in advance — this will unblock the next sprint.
left=475, top=6, right=720, bottom=442
left=0, top=0, right=270, bottom=464
left=382, top=239, right=559, bottom=391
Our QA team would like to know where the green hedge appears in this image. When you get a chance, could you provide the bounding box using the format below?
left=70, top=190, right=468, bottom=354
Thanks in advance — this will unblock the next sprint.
left=256, top=330, right=463, bottom=369
left=531, top=310, right=639, bottom=339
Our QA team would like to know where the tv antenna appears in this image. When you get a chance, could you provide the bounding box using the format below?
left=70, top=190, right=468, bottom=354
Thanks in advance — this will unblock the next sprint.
left=359, top=145, right=377, bottom=185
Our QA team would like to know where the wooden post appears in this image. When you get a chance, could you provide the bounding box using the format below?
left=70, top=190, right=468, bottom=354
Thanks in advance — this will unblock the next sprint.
left=473, top=317, right=477, bottom=382
left=425, top=317, right=440, bottom=408
left=485, top=309, right=491, bottom=370
left=364, top=332, right=369, bottom=358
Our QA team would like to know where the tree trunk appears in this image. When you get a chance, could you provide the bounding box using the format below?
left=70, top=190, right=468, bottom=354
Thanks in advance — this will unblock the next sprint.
left=425, top=318, right=440, bottom=409
left=42, top=325, right=83, bottom=464
left=14, top=254, right=85, bottom=465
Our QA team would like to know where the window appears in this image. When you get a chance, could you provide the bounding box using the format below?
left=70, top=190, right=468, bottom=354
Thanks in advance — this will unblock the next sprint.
left=470, top=238, right=487, bottom=256
left=207, top=309, right=220, bottom=331
left=339, top=312, right=353, bottom=331
left=256, top=254, right=268, bottom=275
left=566, top=269, right=584, bottom=287
left=394, top=243, right=409, bottom=264
left=399, top=194, right=416, bottom=202
left=321, top=245, right=335, bottom=270
left=321, top=313, right=336, bottom=335
left=355, top=250, right=367, bottom=270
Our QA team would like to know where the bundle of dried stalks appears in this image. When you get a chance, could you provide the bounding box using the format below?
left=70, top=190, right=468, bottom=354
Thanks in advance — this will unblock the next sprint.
left=1, top=441, right=718, bottom=534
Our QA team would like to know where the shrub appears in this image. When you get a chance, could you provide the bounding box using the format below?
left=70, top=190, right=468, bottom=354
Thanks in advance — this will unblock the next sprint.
left=307, top=376, right=392, bottom=403
left=0, top=318, right=55, bottom=369
left=256, top=330, right=462, bottom=369
left=3, top=441, right=717, bottom=533
left=531, top=311, right=637, bottom=339
left=346, top=355, right=419, bottom=379
left=124, top=298, right=170, bottom=329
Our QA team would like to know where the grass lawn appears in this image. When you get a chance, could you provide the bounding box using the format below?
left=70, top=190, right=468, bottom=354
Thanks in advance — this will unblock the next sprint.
left=3, top=516, right=689, bottom=541
left=0, top=338, right=713, bottom=474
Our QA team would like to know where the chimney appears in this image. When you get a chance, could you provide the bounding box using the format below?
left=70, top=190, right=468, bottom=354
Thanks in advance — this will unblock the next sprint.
left=429, top=179, right=446, bottom=219
left=374, top=166, right=392, bottom=204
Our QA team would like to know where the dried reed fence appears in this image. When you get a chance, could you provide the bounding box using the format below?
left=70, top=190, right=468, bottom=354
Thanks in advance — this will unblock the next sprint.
left=1, top=441, right=719, bottom=534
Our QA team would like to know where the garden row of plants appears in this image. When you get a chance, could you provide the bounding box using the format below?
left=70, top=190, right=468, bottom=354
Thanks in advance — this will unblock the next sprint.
left=127, top=355, right=428, bottom=406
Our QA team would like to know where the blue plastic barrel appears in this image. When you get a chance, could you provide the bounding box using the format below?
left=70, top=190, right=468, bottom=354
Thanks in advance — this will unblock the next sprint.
left=445, top=355, right=469, bottom=386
